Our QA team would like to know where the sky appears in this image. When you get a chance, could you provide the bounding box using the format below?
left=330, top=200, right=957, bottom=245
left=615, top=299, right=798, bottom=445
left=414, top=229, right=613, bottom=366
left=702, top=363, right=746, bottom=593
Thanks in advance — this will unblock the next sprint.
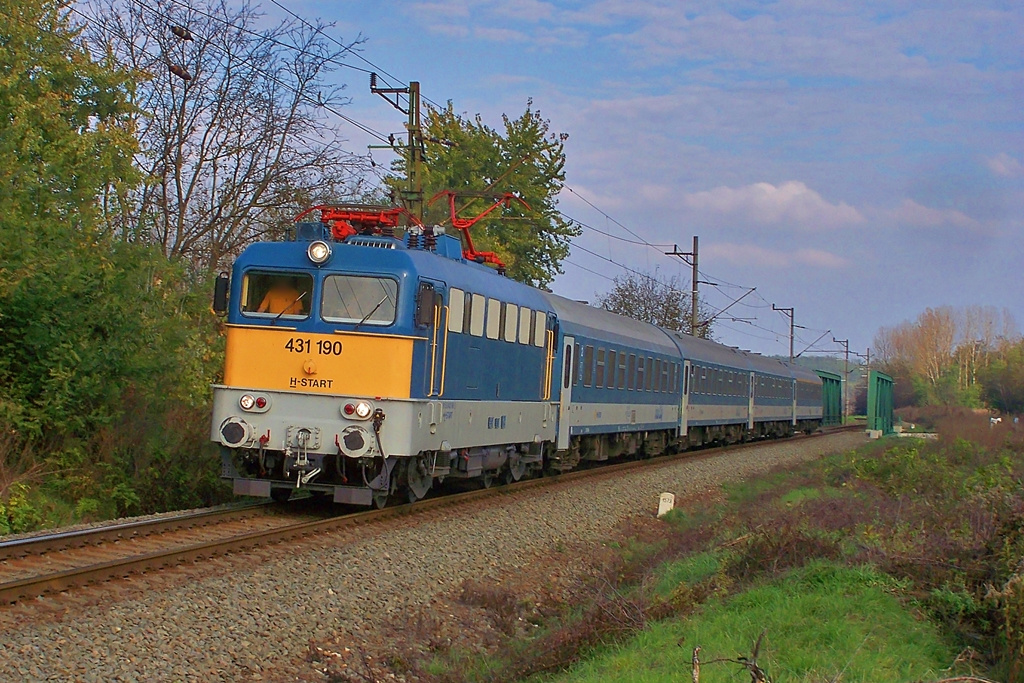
left=280, top=0, right=1022, bottom=360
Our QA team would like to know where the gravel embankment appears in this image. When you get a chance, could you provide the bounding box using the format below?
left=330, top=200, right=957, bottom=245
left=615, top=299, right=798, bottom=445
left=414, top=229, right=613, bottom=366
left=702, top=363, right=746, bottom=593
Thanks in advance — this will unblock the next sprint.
left=0, top=431, right=864, bottom=682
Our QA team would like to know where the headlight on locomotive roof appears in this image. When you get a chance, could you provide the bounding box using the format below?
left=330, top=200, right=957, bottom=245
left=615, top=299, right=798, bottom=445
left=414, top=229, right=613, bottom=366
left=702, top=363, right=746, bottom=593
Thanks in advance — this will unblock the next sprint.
left=307, top=240, right=332, bottom=265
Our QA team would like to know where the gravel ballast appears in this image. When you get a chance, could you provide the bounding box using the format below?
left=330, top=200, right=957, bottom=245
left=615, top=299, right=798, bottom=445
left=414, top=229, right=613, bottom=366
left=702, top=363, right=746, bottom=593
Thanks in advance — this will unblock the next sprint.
left=0, top=431, right=865, bottom=681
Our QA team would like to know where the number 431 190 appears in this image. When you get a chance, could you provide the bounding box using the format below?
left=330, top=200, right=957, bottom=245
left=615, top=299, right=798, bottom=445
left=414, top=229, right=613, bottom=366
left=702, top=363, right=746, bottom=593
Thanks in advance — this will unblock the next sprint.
left=284, top=338, right=343, bottom=355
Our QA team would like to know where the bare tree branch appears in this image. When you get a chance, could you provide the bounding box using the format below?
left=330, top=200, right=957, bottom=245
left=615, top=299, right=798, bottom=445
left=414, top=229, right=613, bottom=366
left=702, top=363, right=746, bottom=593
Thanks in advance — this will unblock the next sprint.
left=83, top=0, right=372, bottom=271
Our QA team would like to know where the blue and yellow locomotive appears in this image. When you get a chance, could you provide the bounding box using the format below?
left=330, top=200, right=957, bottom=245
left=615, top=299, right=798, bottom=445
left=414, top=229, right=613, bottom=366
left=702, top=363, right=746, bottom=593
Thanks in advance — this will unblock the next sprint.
left=212, top=206, right=823, bottom=506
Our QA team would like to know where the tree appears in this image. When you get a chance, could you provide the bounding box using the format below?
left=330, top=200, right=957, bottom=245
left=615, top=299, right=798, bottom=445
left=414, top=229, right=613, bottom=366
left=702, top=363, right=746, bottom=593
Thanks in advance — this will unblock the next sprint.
left=0, top=0, right=141, bottom=434
left=390, top=101, right=580, bottom=288
left=0, top=1, right=228, bottom=525
left=979, top=339, right=1024, bottom=414
left=85, top=0, right=370, bottom=271
left=873, top=306, right=1020, bottom=408
left=594, top=271, right=713, bottom=337
left=0, top=0, right=138, bottom=261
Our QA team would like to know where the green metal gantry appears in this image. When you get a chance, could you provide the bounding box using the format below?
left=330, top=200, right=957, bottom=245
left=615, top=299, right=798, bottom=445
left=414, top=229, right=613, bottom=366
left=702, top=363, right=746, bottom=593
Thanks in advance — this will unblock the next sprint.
left=816, top=370, right=843, bottom=427
left=867, top=370, right=895, bottom=434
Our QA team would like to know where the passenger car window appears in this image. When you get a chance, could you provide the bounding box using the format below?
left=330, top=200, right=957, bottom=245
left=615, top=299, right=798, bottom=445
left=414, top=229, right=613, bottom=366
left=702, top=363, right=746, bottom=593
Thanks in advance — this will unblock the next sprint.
left=321, top=275, right=397, bottom=325
left=241, top=271, right=313, bottom=320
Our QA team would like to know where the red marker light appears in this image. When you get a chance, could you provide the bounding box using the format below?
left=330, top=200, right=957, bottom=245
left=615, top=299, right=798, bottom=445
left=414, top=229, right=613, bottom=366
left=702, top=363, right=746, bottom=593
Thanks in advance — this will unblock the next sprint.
left=343, top=403, right=355, bottom=415
left=255, top=397, right=267, bottom=408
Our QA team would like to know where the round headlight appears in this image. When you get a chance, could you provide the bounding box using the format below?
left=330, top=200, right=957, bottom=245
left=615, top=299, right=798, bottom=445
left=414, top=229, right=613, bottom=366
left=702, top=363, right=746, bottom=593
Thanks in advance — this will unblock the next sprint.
left=239, top=394, right=256, bottom=410
left=354, top=401, right=372, bottom=419
left=307, top=240, right=332, bottom=265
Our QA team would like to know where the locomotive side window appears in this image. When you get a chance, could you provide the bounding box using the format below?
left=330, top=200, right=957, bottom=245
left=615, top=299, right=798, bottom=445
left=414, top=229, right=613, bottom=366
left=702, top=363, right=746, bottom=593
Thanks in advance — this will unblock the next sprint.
left=469, top=294, right=485, bottom=336
left=321, top=275, right=397, bottom=326
left=647, top=358, right=655, bottom=391
left=504, top=304, right=518, bottom=342
left=486, top=299, right=501, bottom=339
left=448, top=288, right=465, bottom=332
left=241, top=271, right=313, bottom=319
left=627, top=355, right=636, bottom=390
left=636, top=356, right=644, bottom=391
left=653, top=359, right=661, bottom=392
left=533, top=311, right=546, bottom=347
left=595, top=348, right=606, bottom=387
left=607, top=350, right=617, bottom=388
left=518, top=307, right=532, bottom=344
left=583, top=345, right=594, bottom=386
left=617, top=354, right=627, bottom=389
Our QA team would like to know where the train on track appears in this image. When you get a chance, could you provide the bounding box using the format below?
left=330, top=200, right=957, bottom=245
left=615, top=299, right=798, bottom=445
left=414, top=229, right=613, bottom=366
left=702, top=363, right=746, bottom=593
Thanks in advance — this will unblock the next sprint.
left=212, top=205, right=828, bottom=507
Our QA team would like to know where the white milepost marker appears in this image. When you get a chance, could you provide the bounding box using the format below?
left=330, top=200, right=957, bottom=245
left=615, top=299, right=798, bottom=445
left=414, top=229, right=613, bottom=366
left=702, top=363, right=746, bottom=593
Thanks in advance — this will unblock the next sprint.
left=657, top=492, right=676, bottom=518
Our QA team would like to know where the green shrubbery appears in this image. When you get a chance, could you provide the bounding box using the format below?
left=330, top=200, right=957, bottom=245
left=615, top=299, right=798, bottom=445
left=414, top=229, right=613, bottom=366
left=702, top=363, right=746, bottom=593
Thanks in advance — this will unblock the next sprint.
left=0, top=0, right=229, bottom=532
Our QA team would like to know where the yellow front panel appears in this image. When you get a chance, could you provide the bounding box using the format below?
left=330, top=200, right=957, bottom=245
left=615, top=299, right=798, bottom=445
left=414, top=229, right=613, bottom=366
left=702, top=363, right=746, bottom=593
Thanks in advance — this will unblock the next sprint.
left=224, top=326, right=416, bottom=398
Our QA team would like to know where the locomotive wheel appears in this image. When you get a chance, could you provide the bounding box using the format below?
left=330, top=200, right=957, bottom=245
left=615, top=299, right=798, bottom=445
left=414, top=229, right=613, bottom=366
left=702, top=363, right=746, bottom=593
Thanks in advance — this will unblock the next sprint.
left=405, top=458, right=432, bottom=503
left=481, top=471, right=495, bottom=489
left=372, top=490, right=390, bottom=509
left=270, top=488, right=292, bottom=503
left=504, top=452, right=526, bottom=484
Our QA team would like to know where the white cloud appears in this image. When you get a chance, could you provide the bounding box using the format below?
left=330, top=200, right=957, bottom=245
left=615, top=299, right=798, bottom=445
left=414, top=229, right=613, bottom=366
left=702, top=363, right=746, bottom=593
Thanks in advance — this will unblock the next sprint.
left=885, top=199, right=980, bottom=230
left=682, top=181, right=864, bottom=230
left=987, top=152, right=1024, bottom=177
left=703, top=242, right=849, bottom=268
left=474, top=27, right=529, bottom=43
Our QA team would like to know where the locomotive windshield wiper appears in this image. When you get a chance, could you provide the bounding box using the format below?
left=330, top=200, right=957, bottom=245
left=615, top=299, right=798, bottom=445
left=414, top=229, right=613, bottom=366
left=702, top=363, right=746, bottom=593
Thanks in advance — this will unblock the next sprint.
left=354, top=296, right=388, bottom=330
left=271, top=291, right=306, bottom=325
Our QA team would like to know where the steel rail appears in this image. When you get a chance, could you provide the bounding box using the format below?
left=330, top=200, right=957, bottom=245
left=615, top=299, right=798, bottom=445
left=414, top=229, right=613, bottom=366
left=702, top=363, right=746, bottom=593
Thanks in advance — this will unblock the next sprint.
left=0, top=426, right=859, bottom=604
left=0, top=503, right=270, bottom=562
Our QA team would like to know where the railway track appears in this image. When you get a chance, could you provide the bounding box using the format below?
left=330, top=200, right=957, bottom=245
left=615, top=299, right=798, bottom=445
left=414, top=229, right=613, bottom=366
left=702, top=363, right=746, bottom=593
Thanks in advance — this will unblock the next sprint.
left=0, top=426, right=860, bottom=605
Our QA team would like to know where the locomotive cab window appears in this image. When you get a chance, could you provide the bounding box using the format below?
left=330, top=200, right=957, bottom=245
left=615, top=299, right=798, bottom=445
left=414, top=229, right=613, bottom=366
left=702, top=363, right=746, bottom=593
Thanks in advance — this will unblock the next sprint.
left=241, top=271, right=313, bottom=319
left=321, top=275, right=397, bottom=326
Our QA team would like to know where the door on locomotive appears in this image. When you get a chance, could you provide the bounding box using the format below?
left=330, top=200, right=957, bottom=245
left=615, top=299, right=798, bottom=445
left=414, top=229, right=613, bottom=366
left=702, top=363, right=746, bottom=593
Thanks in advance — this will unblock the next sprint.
left=415, top=279, right=447, bottom=397
left=556, top=335, right=575, bottom=450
